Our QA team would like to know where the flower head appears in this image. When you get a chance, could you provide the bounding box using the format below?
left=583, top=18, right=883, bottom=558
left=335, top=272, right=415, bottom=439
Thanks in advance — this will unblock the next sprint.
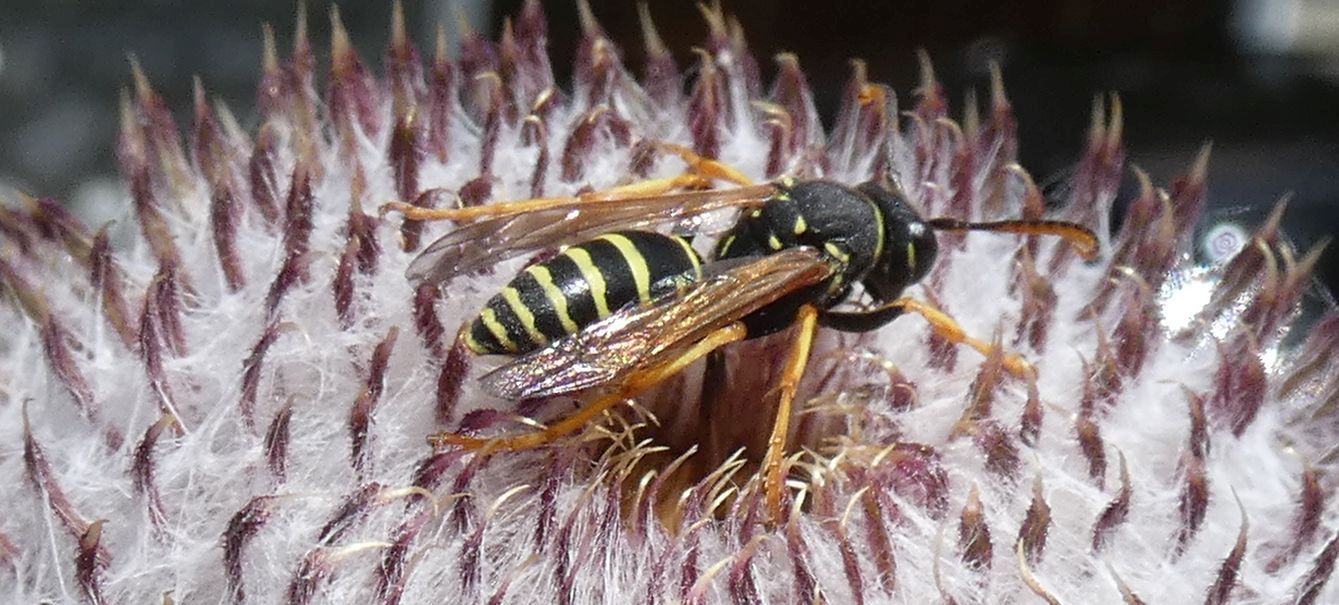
left=1, top=2, right=1337, bottom=603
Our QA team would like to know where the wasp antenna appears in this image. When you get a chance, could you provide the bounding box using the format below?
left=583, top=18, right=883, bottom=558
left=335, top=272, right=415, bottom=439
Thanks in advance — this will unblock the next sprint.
left=926, top=218, right=1100, bottom=261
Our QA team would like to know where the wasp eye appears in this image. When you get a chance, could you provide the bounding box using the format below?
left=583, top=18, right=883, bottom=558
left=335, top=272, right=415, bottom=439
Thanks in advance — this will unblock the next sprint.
left=905, top=221, right=937, bottom=284
left=862, top=219, right=938, bottom=301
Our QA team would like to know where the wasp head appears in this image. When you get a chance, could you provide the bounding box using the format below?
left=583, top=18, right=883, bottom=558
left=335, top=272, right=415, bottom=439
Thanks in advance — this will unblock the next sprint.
left=857, top=182, right=938, bottom=301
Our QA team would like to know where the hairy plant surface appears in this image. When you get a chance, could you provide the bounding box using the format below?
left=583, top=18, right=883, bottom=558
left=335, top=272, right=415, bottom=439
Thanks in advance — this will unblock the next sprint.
left=1, top=3, right=1336, bottom=603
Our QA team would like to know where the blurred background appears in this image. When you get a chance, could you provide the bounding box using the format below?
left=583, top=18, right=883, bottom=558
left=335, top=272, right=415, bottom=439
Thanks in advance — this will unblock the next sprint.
left=1, top=0, right=1336, bottom=293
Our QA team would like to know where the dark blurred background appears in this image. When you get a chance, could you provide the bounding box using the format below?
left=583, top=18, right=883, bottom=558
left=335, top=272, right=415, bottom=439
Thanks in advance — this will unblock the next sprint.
left=1, top=0, right=1336, bottom=293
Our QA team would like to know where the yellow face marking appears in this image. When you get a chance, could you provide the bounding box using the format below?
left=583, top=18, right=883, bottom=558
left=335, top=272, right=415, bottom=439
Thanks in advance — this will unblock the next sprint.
left=792, top=215, right=807, bottom=235
left=463, top=329, right=486, bottom=354
left=750, top=209, right=763, bottom=219
left=670, top=236, right=703, bottom=279
left=479, top=307, right=518, bottom=353
left=501, top=287, right=547, bottom=346
left=767, top=234, right=784, bottom=250
left=599, top=233, right=652, bottom=303
left=906, top=242, right=917, bottom=274
left=824, top=242, right=851, bottom=264
left=525, top=265, right=579, bottom=335
left=562, top=247, right=611, bottom=318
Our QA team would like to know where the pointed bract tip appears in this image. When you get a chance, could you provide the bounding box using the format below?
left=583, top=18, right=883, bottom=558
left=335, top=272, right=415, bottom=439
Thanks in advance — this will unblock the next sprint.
left=435, top=23, right=449, bottom=63
left=1262, top=194, right=1291, bottom=237
left=261, top=23, right=280, bottom=73
left=697, top=1, right=728, bottom=37
left=293, top=0, right=310, bottom=53
left=453, top=3, right=476, bottom=38
left=577, top=0, right=600, bottom=36
left=728, top=15, right=749, bottom=48
left=1299, top=237, right=1333, bottom=273
left=128, top=54, right=153, bottom=100
left=117, top=87, right=136, bottom=131
left=962, top=88, right=980, bottom=138
left=1087, top=94, right=1107, bottom=144
left=1131, top=164, right=1153, bottom=199
left=390, top=0, right=408, bottom=48
left=330, top=5, right=352, bottom=59
left=774, top=52, right=801, bottom=70
left=192, top=76, right=207, bottom=109
left=1107, top=93, right=1124, bottom=148
left=989, top=62, right=1008, bottom=107
left=1191, top=141, right=1214, bottom=181
left=915, top=48, right=937, bottom=90
left=638, top=3, right=667, bottom=57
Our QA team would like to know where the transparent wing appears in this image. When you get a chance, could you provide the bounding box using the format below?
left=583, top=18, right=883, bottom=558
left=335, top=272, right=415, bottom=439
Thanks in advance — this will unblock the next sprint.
left=406, top=184, right=777, bottom=285
left=480, top=246, right=835, bottom=400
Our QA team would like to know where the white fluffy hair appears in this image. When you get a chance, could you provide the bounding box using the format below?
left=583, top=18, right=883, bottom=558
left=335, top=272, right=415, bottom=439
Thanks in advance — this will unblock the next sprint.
left=2, top=2, right=1337, bottom=604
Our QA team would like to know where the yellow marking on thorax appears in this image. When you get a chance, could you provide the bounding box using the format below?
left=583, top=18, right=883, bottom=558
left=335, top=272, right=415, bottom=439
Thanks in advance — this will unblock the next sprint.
left=501, top=287, right=547, bottom=346
left=562, top=247, right=611, bottom=318
left=598, top=234, right=652, bottom=303
left=792, top=214, right=807, bottom=235
left=824, top=242, right=851, bottom=263
left=767, top=234, right=784, bottom=250
left=670, top=236, right=703, bottom=279
left=479, top=308, right=518, bottom=352
left=524, top=265, right=579, bottom=335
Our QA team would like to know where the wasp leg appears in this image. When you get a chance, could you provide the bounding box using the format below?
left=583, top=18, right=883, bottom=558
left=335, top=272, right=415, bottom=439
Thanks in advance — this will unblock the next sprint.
left=824, top=297, right=1035, bottom=378
left=819, top=302, right=908, bottom=332
left=656, top=142, right=755, bottom=186
left=762, top=304, right=820, bottom=523
left=428, top=322, right=748, bottom=451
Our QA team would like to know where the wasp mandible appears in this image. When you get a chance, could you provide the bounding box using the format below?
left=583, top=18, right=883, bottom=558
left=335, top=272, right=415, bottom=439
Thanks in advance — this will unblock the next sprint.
left=383, top=143, right=1098, bottom=519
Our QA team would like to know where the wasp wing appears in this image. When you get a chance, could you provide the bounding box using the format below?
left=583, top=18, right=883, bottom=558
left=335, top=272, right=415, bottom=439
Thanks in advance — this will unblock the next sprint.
left=406, top=183, right=777, bottom=285
left=479, top=246, right=834, bottom=400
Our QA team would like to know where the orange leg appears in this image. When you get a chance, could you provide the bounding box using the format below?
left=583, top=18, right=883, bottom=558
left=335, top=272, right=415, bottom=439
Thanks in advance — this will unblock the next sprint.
left=656, top=143, right=755, bottom=187
left=428, top=322, right=748, bottom=451
left=884, top=297, right=1035, bottom=378
left=763, top=305, right=820, bottom=522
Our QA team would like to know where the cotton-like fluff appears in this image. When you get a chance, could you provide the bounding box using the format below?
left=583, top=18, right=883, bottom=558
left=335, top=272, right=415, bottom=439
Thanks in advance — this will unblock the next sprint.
left=2, top=2, right=1337, bottom=603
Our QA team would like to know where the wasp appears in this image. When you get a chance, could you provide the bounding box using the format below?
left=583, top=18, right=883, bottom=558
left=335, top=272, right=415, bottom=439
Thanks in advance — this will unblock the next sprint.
left=384, top=144, right=1098, bottom=518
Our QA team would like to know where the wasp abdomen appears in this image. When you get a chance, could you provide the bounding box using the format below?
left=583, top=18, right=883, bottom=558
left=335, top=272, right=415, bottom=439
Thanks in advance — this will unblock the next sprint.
left=465, top=230, right=702, bottom=355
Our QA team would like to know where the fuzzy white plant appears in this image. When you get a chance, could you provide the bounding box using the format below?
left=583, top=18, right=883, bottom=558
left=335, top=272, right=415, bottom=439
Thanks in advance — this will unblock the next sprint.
left=2, top=2, right=1337, bottom=604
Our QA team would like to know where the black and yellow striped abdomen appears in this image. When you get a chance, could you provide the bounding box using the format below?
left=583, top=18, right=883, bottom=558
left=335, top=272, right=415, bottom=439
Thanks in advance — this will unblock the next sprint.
left=465, top=230, right=703, bottom=354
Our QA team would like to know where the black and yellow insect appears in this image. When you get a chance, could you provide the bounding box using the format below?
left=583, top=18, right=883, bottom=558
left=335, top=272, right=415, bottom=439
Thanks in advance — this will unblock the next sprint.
left=385, top=145, right=1098, bottom=519
left=460, top=230, right=703, bottom=355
